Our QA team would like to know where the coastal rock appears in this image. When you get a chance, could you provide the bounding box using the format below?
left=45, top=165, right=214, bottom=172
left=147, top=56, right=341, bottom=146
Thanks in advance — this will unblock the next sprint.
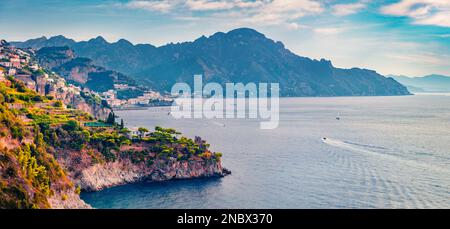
left=47, top=190, right=92, bottom=209
left=78, top=158, right=227, bottom=192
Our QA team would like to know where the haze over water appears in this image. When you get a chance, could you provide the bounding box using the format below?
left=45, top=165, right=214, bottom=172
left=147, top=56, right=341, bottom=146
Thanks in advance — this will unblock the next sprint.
left=82, top=95, right=450, bottom=208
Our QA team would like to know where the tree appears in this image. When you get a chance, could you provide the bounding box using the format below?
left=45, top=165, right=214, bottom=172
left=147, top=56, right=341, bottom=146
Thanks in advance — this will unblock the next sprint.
left=53, top=100, right=63, bottom=108
left=62, top=120, right=79, bottom=131
left=32, top=95, right=43, bottom=102
left=120, top=119, right=124, bottom=129
left=106, top=112, right=115, bottom=124
left=138, top=127, right=149, bottom=139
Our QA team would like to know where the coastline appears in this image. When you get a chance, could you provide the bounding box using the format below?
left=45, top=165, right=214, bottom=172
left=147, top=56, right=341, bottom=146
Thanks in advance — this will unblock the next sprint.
left=113, top=102, right=173, bottom=111
left=76, top=158, right=230, bottom=192
left=48, top=158, right=230, bottom=209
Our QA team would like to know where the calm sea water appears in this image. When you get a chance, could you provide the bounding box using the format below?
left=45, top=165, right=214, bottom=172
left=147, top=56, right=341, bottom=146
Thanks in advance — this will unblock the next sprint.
left=81, top=95, right=450, bottom=208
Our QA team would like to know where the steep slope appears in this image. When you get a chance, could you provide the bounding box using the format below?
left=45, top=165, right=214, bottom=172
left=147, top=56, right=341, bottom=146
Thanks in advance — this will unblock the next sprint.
left=0, top=77, right=90, bottom=208
left=35, top=46, right=142, bottom=93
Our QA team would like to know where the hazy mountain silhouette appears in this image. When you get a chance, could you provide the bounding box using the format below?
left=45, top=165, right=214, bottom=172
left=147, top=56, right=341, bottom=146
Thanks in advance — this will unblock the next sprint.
left=13, top=28, right=410, bottom=96
left=391, top=74, right=450, bottom=92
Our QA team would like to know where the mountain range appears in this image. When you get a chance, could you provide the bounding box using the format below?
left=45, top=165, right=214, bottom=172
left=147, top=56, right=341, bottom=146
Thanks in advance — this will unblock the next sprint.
left=12, top=28, right=410, bottom=97
left=390, top=74, right=450, bottom=93
left=34, top=46, right=144, bottom=94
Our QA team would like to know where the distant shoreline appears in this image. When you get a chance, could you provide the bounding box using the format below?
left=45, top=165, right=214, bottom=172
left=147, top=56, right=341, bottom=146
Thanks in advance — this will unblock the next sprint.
left=113, top=95, right=420, bottom=111
left=113, top=103, right=172, bottom=111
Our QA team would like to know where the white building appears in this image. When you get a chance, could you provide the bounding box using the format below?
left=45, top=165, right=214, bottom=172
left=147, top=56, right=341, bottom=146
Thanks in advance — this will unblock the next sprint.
left=30, top=64, right=39, bottom=71
left=8, top=68, right=16, bottom=75
left=113, top=84, right=129, bottom=90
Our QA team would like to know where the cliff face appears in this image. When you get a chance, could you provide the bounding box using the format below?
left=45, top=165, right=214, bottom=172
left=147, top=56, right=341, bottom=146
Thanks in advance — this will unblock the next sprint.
left=77, top=157, right=224, bottom=192
left=36, top=46, right=75, bottom=70
left=53, top=135, right=228, bottom=194
left=47, top=191, right=91, bottom=209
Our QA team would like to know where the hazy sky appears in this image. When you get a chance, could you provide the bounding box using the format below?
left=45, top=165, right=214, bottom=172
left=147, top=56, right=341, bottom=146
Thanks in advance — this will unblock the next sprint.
left=1, top=0, right=449, bottom=76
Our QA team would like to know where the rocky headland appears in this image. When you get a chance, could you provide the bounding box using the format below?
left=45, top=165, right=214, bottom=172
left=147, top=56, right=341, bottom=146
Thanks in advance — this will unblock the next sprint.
left=0, top=41, right=228, bottom=209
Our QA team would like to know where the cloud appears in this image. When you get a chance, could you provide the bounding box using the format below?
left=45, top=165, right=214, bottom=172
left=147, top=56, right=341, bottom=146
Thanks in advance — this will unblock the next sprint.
left=125, top=0, right=174, bottom=13
left=233, top=0, right=324, bottom=27
left=121, top=0, right=324, bottom=28
left=186, top=0, right=263, bottom=11
left=123, top=0, right=264, bottom=12
left=381, top=0, right=450, bottom=27
left=314, top=27, right=344, bottom=35
left=287, top=22, right=309, bottom=30
left=332, top=1, right=368, bottom=16
left=186, top=0, right=235, bottom=11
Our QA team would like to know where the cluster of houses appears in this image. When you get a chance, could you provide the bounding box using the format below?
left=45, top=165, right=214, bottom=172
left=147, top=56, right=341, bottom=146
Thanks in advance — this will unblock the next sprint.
left=100, top=84, right=171, bottom=108
left=0, top=39, right=95, bottom=99
left=0, top=40, right=41, bottom=87
left=2, top=38, right=172, bottom=113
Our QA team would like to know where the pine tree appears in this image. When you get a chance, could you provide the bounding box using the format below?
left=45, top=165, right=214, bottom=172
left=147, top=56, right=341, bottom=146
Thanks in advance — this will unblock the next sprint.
left=106, top=112, right=115, bottom=124
left=120, top=118, right=124, bottom=129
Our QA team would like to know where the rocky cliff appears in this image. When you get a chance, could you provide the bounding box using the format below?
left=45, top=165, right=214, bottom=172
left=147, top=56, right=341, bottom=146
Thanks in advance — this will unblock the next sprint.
left=47, top=191, right=91, bottom=209
left=76, top=157, right=225, bottom=192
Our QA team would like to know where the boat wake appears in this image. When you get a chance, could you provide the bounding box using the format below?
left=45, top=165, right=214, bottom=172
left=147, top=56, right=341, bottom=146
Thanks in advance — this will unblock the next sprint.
left=210, top=120, right=226, bottom=127
left=322, top=137, right=450, bottom=174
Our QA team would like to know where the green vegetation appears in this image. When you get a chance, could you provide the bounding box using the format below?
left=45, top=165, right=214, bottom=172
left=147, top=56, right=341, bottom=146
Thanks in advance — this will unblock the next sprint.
left=16, top=145, right=51, bottom=196
left=75, top=186, right=81, bottom=195
left=106, top=112, right=115, bottom=124
left=1, top=80, right=73, bottom=209
left=116, top=88, right=145, bottom=100
left=137, top=127, right=149, bottom=139
left=53, top=100, right=63, bottom=108
left=120, top=119, right=124, bottom=129
left=0, top=74, right=223, bottom=209
left=80, top=91, right=102, bottom=106
left=85, top=71, right=115, bottom=93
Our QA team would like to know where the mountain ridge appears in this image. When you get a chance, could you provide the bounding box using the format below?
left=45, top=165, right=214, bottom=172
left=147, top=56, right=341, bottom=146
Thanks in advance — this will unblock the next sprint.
left=390, top=74, right=450, bottom=92
left=12, top=28, right=410, bottom=97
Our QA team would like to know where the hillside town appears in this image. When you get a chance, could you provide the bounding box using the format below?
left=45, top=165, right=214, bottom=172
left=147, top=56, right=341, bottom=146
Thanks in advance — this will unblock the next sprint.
left=100, top=85, right=172, bottom=108
left=0, top=39, right=172, bottom=110
left=0, top=39, right=111, bottom=119
left=1, top=40, right=75, bottom=96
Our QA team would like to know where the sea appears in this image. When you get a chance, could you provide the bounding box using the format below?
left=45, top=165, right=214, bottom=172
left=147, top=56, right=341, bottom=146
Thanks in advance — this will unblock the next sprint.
left=81, top=94, right=450, bottom=208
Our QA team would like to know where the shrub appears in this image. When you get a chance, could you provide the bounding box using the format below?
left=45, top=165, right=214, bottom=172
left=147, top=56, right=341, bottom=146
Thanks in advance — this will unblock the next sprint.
left=53, top=100, right=63, bottom=108
left=10, top=126, right=24, bottom=140
left=32, top=95, right=43, bottom=102
left=75, top=186, right=81, bottom=195
left=62, top=120, right=79, bottom=131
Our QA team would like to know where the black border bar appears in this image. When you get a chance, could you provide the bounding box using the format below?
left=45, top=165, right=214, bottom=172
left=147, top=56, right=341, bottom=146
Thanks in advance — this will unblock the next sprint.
left=2, top=209, right=449, bottom=227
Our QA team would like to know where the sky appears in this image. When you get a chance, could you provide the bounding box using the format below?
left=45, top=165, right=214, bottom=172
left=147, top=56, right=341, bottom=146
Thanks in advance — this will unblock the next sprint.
left=0, top=0, right=449, bottom=77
